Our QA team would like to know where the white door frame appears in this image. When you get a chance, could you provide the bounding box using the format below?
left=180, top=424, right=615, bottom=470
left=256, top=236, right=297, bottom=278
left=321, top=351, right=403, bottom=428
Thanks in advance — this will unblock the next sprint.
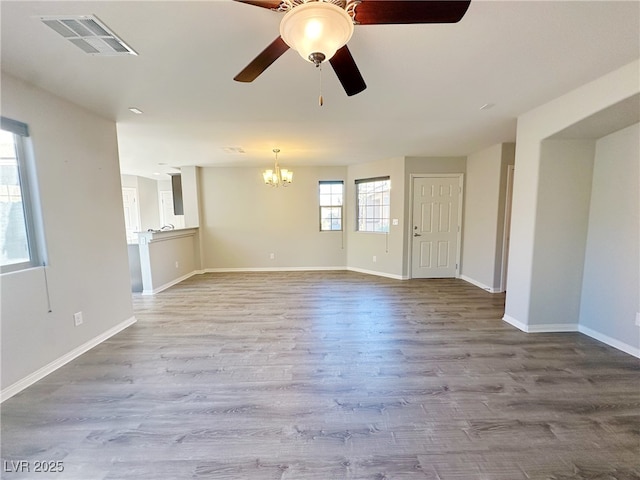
left=499, top=165, right=515, bottom=292
left=408, top=173, right=464, bottom=279
left=122, top=187, right=140, bottom=244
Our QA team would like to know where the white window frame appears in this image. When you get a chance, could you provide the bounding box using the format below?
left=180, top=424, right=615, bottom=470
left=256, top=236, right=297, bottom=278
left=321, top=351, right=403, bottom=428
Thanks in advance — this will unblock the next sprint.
left=356, top=176, right=391, bottom=233
left=319, top=180, right=343, bottom=232
left=0, top=117, right=44, bottom=274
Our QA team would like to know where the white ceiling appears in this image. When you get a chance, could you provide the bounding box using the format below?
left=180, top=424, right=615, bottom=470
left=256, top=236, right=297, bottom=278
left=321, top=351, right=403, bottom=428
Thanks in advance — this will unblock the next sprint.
left=1, top=1, right=639, bottom=178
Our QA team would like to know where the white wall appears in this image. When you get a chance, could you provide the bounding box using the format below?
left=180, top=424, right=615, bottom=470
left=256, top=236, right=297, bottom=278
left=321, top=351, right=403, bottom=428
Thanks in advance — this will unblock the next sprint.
left=121, top=174, right=137, bottom=189
left=579, top=123, right=639, bottom=354
left=504, top=61, right=640, bottom=344
left=181, top=166, right=201, bottom=229
left=494, top=144, right=516, bottom=288
left=404, top=157, right=467, bottom=175
left=504, top=59, right=640, bottom=333
left=157, top=178, right=185, bottom=229
left=1, top=73, right=135, bottom=395
left=199, top=166, right=347, bottom=270
left=137, top=176, right=161, bottom=230
left=461, top=144, right=515, bottom=291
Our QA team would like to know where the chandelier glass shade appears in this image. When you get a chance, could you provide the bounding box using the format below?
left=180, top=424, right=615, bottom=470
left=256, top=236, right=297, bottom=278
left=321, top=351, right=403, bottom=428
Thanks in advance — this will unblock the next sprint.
left=279, top=1, right=354, bottom=64
left=263, top=149, right=293, bottom=187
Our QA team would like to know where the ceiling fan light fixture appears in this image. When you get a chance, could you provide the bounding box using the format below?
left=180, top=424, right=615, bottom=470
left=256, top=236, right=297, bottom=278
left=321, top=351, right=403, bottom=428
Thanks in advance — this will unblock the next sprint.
left=280, top=1, right=354, bottom=64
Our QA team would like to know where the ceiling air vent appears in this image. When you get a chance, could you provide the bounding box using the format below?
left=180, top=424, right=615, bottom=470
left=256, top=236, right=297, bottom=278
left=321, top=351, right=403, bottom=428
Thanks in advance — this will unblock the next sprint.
left=40, top=15, right=137, bottom=56
left=222, top=147, right=246, bottom=154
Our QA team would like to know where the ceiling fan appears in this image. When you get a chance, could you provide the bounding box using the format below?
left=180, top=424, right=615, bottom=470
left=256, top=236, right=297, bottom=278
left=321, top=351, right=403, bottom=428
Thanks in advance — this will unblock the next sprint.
left=233, top=0, right=472, bottom=97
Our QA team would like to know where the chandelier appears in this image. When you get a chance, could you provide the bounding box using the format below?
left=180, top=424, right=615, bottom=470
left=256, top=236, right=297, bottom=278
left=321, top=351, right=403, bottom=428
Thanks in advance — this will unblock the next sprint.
left=263, top=148, right=293, bottom=187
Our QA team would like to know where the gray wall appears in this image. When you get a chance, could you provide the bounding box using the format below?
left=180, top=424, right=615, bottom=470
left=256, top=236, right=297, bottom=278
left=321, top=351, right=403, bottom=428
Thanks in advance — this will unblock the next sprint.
left=1, top=73, right=135, bottom=392
left=138, top=229, right=198, bottom=294
left=120, top=174, right=161, bottom=231
left=197, top=157, right=472, bottom=281
left=579, top=123, right=639, bottom=351
left=529, top=140, right=595, bottom=328
left=137, top=176, right=161, bottom=230
left=504, top=60, right=639, bottom=335
left=461, top=144, right=514, bottom=291
left=199, top=166, right=348, bottom=270
left=346, top=157, right=406, bottom=278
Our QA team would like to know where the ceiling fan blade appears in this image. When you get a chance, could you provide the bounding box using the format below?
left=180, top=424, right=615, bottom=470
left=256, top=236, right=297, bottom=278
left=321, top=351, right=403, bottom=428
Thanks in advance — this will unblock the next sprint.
left=232, top=0, right=282, bottom=10
left=234, top=36, right=289, bottom=83
left=353, top=0, right=471, bottom=25
left=329, top=45, right=366, bottom=97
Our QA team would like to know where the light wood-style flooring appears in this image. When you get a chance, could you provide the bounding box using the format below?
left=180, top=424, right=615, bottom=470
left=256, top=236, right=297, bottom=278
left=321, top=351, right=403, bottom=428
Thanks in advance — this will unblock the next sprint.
left=2, top=271, right=639, bottom=479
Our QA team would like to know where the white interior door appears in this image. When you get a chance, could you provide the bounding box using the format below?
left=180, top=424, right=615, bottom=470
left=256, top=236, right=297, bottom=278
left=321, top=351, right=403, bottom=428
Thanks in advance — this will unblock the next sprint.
left=122, top=187, right=140, bottom=244
left=411, top=175, right=462, bottom=278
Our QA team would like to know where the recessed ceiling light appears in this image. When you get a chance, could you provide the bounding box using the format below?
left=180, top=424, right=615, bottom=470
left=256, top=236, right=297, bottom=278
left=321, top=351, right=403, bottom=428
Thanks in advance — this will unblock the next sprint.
left=128, top=107, right=143, bottom=115
left=153, top=172, right=161, bottom=176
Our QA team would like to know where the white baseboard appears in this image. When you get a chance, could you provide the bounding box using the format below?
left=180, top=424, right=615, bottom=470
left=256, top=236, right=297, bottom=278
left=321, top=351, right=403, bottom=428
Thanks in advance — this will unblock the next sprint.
left=0, top=316, right=137, bottom=403
left=579, top=325, right=640, bottom=358
left=460, top=275, right=501, bottom=293
left=502, top=315, right=577, bottom=333
left=347, top=267, right=408, bottom=280
left=142, top=271, right=199, bottom=295
left=204, top=266, right=348, bottom=273
left=502, top=314, right=530, bottom=332
left=503, top=315, right=638, bottom=358
left=204, top=266, right=406, bottom=280
left=526, top=323, right=579, bottom=333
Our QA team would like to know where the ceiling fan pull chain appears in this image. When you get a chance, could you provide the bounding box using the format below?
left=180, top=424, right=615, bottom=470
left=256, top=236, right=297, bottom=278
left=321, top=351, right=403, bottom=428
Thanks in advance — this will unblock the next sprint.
left=318, top=62, right=324, bottom=107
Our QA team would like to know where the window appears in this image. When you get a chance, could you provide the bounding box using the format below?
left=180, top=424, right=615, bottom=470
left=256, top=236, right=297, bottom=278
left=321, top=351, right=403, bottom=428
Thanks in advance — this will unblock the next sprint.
left=356, top=176, right=390, bottom=233
left=0, top=117, right=43, bottom=273
left=319, top=181, right=343, bottom=231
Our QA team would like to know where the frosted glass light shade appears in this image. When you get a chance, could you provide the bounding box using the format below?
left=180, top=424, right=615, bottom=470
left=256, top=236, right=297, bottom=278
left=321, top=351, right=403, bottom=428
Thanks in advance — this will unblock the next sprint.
left=280, top=169, right=293, bottom=183
left=280, top=1, right=354, bottom=63
left=262, top=166, right=292, bottom=186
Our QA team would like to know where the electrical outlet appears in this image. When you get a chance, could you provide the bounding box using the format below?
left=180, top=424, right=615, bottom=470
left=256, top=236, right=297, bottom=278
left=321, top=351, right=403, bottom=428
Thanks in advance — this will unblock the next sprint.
left=73, top=311, right=83, bottom=327
left=175, top=261, right=179, bottom=268
left=635, top=312, right=640, bottom=327
left=270, top=253, right=275, bottom=260
left=373, top=255, right=377, bottom=263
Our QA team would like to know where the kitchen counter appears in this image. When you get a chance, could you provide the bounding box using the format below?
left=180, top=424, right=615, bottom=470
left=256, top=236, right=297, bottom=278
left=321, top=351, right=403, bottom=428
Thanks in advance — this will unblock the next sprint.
left=136, top=227, right=199, bottom=294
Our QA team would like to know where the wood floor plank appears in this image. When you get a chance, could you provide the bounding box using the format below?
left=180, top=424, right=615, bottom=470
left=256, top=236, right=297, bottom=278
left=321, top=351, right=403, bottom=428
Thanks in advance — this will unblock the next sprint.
left=1, top=272, right=639, bottom=479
